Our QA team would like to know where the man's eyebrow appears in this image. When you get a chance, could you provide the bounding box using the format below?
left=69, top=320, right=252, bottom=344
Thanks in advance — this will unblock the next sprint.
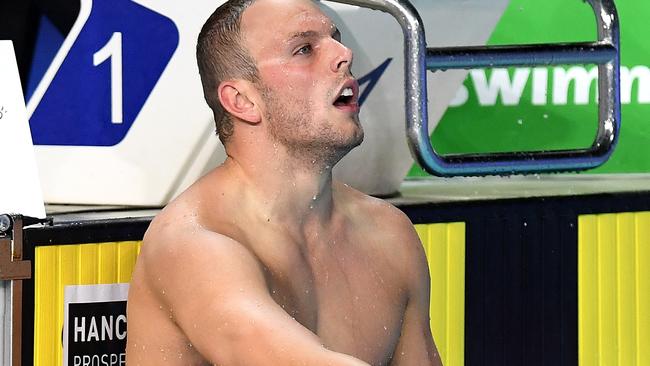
left=286, top=30, right=320, bottom=42
left=286, top=25, right=340, bottom=43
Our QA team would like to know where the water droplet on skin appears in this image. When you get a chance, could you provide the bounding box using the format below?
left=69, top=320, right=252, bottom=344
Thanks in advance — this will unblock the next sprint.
left=312, top=195, right=317, bottom=200
left=383, top=325, right=388, bottom=330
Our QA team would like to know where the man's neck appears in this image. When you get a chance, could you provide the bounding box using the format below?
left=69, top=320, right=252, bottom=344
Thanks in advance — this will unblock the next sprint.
left=222, top=148, right=339, bottom=233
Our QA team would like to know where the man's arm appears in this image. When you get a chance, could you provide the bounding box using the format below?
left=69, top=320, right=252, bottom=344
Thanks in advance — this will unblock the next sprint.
left=387, top=213, right=443, bottom=366
left=139, top=226, right=371, bottom=366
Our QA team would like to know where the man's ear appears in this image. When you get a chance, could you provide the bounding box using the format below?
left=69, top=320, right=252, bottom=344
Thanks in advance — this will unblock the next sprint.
left=217, top=81, right=262, bottom=124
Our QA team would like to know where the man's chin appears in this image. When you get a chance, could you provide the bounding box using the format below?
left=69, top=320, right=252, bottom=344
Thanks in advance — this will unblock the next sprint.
left=352, top=118, right=364, bottom=144
left=351, top=126, right=364, bottom=147
left=338, top=127, right=364, bottom=153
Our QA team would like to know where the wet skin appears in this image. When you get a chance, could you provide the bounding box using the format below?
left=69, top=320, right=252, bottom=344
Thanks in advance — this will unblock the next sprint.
left=126, top=0, right=441, bottom=365
left=127, top=176, right=438, bottom=366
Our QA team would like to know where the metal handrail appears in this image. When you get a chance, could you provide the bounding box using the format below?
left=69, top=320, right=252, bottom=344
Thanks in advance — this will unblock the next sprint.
left=328, top=0, right=620, bottom=176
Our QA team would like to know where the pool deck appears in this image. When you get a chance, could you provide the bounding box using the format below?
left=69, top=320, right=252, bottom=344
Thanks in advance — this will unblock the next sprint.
left=42, top=173, right=650, bottom=222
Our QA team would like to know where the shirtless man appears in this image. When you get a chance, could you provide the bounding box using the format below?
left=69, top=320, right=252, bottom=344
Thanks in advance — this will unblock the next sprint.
left=126, top=0, right=441, bottom=364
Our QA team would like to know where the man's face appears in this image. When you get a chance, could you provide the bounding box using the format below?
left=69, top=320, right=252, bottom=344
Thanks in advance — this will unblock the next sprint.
left=241, top=0, right=363, bottom=160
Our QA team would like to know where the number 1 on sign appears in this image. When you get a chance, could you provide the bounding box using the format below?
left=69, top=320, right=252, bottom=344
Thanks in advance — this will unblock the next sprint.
left=93, top=32, right=123, bottom=124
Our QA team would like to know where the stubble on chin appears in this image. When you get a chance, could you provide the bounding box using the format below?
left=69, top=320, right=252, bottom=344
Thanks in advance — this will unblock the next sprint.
left=261, top=84, right=364, bottom=167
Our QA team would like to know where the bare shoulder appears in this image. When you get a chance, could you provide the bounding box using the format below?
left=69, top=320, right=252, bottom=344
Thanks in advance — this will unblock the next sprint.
left=131, top=170, right=258, bottom=307
left=137, top=200, right=259, bottom=293
left=336, top=181, right=419, bottom=241
left=137, top=168, right=245, bottom=270
left=335, top=182, right=426, bottom=274
left=127, top=187, right=272, bottom=364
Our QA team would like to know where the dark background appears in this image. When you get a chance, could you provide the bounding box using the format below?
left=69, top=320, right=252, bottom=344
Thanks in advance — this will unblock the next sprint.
left=0, top=0, right=79, bottom=90
left=67, top=300, right=127, bottom=362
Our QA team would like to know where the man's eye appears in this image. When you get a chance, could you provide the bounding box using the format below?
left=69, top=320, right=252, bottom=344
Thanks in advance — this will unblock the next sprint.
left=295, top=44, right=313, bottom=56
left=333, top=29, right=341, bottom=43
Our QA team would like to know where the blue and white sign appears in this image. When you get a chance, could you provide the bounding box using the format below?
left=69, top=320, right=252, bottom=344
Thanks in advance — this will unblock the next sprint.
left=26, top=0, right=507, bottom=205
left=28, top=0, right=179, bottom=146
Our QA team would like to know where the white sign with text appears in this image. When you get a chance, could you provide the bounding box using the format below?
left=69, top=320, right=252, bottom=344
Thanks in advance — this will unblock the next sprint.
left=63, top=283, right=130, bottom=366
left=0, top=41, right=45, bottom=218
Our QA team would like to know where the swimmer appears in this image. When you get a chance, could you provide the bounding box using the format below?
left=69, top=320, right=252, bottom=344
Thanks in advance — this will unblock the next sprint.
left=126, top=0, right=442, bottom=364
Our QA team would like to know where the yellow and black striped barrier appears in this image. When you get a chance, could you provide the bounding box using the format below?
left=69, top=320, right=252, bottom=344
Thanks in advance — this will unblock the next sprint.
left=16, top=191, right=650, bottom=365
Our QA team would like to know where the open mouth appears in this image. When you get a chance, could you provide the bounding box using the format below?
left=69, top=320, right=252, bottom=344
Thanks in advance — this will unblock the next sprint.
left=334, top=87, right=355, bottom=107
left=333, top=80, right=359, bottom=111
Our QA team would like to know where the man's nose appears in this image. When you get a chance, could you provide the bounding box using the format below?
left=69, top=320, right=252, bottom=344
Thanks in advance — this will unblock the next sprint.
left=330, top=41, right=353, bottom=73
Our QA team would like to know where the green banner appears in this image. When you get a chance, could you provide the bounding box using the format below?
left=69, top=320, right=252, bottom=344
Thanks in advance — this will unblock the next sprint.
left=409, top=0, right=650, bottom=176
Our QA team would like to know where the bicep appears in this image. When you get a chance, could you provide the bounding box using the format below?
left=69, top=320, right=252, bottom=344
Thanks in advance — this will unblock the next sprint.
left=144, top=231, right=368, bottom=366
left=389, top=220, right=442, bottom=366
left=389, top=296, right=442, bottom=366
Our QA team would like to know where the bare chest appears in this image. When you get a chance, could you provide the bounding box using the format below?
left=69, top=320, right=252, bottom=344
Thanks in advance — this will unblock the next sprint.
left=259, top=239, right=407, bottom=365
